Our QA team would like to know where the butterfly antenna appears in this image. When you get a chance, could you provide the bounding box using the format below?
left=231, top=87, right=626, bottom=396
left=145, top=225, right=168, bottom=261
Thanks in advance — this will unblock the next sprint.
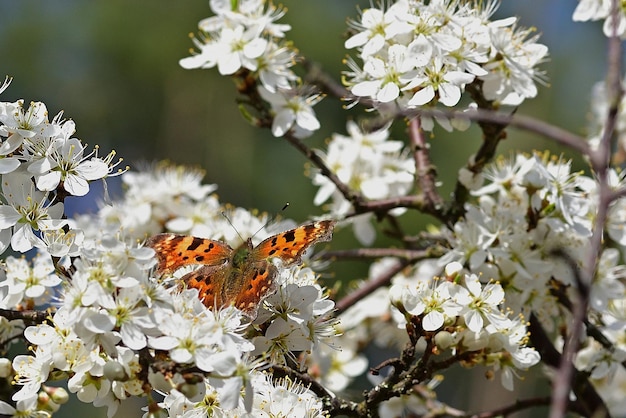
left=251, top=202, right=290, bottom=239
left=221, top=211, right=247, bottom=243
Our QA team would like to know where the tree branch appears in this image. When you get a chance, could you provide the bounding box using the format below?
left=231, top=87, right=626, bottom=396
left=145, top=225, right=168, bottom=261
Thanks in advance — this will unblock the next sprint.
left=0, top=308, right=50, bottom=325
left=334, top=260, right=410, bottom=315
left=528, top=315, right=611, bottom=418
left=409, top=117, right=444, bottom=216
left=319, top=247, right=434, bottom=261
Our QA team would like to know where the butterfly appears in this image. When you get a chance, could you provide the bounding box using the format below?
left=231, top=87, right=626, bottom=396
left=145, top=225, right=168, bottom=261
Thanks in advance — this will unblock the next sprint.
left=146, top=219, right=335, bottom=318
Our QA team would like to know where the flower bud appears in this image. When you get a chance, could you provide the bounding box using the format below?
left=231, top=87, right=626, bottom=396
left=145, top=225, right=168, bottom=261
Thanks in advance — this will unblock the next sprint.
left=444, top=262, right=463, bottom=279
left=43, top=385, right=70, bottom=405
left=178, top=382, right=199, bottom=399
left=38, top=391, right=60, bottom=413
left=388, top=284, right=407, bottom=314
left=434, top=330, right=453, bottom=350
left=103, top=361, right=128, bottom=382
left=0, top=358, right=12, bottom=378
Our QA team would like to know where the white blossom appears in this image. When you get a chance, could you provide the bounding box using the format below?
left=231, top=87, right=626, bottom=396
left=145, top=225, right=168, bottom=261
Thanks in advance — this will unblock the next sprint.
left=0, top=251, right=61, bottom=308
left=258, top=86, right=322, bottom=138
left=0, top=172, right=66, bottom=253
left=312, top=121, right=414, bottom=244
left=343, top=0, right=547, bottom=127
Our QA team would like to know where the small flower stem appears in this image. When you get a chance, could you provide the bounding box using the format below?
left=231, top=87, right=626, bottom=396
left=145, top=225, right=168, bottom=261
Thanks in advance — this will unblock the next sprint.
left=282, top=132, right=362, bottom=205
left=409, top=117, right=444, bottom=217
left=303, top=59, right=359, bottom=103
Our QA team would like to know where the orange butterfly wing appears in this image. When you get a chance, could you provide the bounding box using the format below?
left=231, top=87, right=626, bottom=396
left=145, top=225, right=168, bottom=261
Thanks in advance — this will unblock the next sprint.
left=251, top=219, right=336, bottom=265
left=146, top=233, right=232, bottom=274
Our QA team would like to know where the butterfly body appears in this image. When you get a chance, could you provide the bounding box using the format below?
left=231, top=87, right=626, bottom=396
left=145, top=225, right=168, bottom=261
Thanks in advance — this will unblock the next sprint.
left=146, top=219, right=335, bottom=317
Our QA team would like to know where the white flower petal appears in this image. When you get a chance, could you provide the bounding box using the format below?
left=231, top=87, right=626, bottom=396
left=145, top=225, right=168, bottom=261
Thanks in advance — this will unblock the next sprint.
left=0, top=205, right=20, bottom=229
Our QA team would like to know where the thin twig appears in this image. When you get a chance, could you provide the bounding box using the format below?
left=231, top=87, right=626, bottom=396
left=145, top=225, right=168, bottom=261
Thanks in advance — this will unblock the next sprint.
left=409, top=117, right=444, bottom=215
left=548, top=277, right=626, bottom=369
left=319, top=248, right=432, bottom=261
left=282, top=132, right=360, bottom=205
left=467, top=397, right=554, bottom=418
left=348, top=195, right=424, bottom=216
left=528, top=315, right=611, bottom=418
left=403, top=107, right=590, bottom=157
left=334, top=260, right=410, bottom=315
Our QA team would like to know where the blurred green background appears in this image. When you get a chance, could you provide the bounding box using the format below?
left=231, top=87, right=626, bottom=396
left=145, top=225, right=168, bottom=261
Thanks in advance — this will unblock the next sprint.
left=0, top=1, right=609, bottom=417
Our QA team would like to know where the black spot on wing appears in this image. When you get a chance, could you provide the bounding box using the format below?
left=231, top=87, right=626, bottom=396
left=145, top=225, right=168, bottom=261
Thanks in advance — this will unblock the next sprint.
left=283, top=230, right=296, bottom=242
left=186, top=237, right=204, bottom=251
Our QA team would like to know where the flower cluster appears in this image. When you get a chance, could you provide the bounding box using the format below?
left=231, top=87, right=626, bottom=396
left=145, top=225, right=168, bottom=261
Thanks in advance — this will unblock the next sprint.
left=344, top=0, right=547, bottom=129
left=333, top=257, right=539, bottom=405
left=4, top=236, right=256, bottom=417
left=159, top=372, right=325, bottom=417
left=0, top=74, right=337, bottom=418
left=76, top=162, right=219, bottom=241
left=0, top=161, right=338, bottom=417
left=0, top=251, right=60, bottom=309
left=445, top=153, right=626, bottom=393
left=390, top=261, right=540, bottom=391
left=312, top=121, right=415, bottom=244
left=180, top=0, right=322, bottom=138
left=0, top=80, right=122, bottom=257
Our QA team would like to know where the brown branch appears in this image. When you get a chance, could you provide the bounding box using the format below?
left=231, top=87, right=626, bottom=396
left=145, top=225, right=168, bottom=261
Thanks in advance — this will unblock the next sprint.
left=303, top=60, right=355, bottom=102
left=409, top=117, right=444, bottom=216
left=548, top=278, right=626, bottom=369
left=306, top=58, right=591, bottom=159
left=466, top=397, right=556, bottom=418
left=282, top=132, right=361, bottom=205
left=334, top=260, right=410, bottom=315
left=547, top=251, right=601, bottom=418
left=587, top=3, right=623, bottom=173
left=348, top=195, right=423, bottom=216
left=528, top=315, right=611, bottom=418
left=399, top=107, right=591, bottom=157
left=550, top=2, right=622, bottom=413
left=305, top=71, right=590, bottom=160
left=319, top=248, right=432, bottom=261
left=283, top=131, right=445, bottom=221
left=427, top=396, right=583, bottom=418
left=0, top=308, right=50, bottom=325
left=363, top=338, right=421, bottom=411
left=441, top=82, right=510, bottom=222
